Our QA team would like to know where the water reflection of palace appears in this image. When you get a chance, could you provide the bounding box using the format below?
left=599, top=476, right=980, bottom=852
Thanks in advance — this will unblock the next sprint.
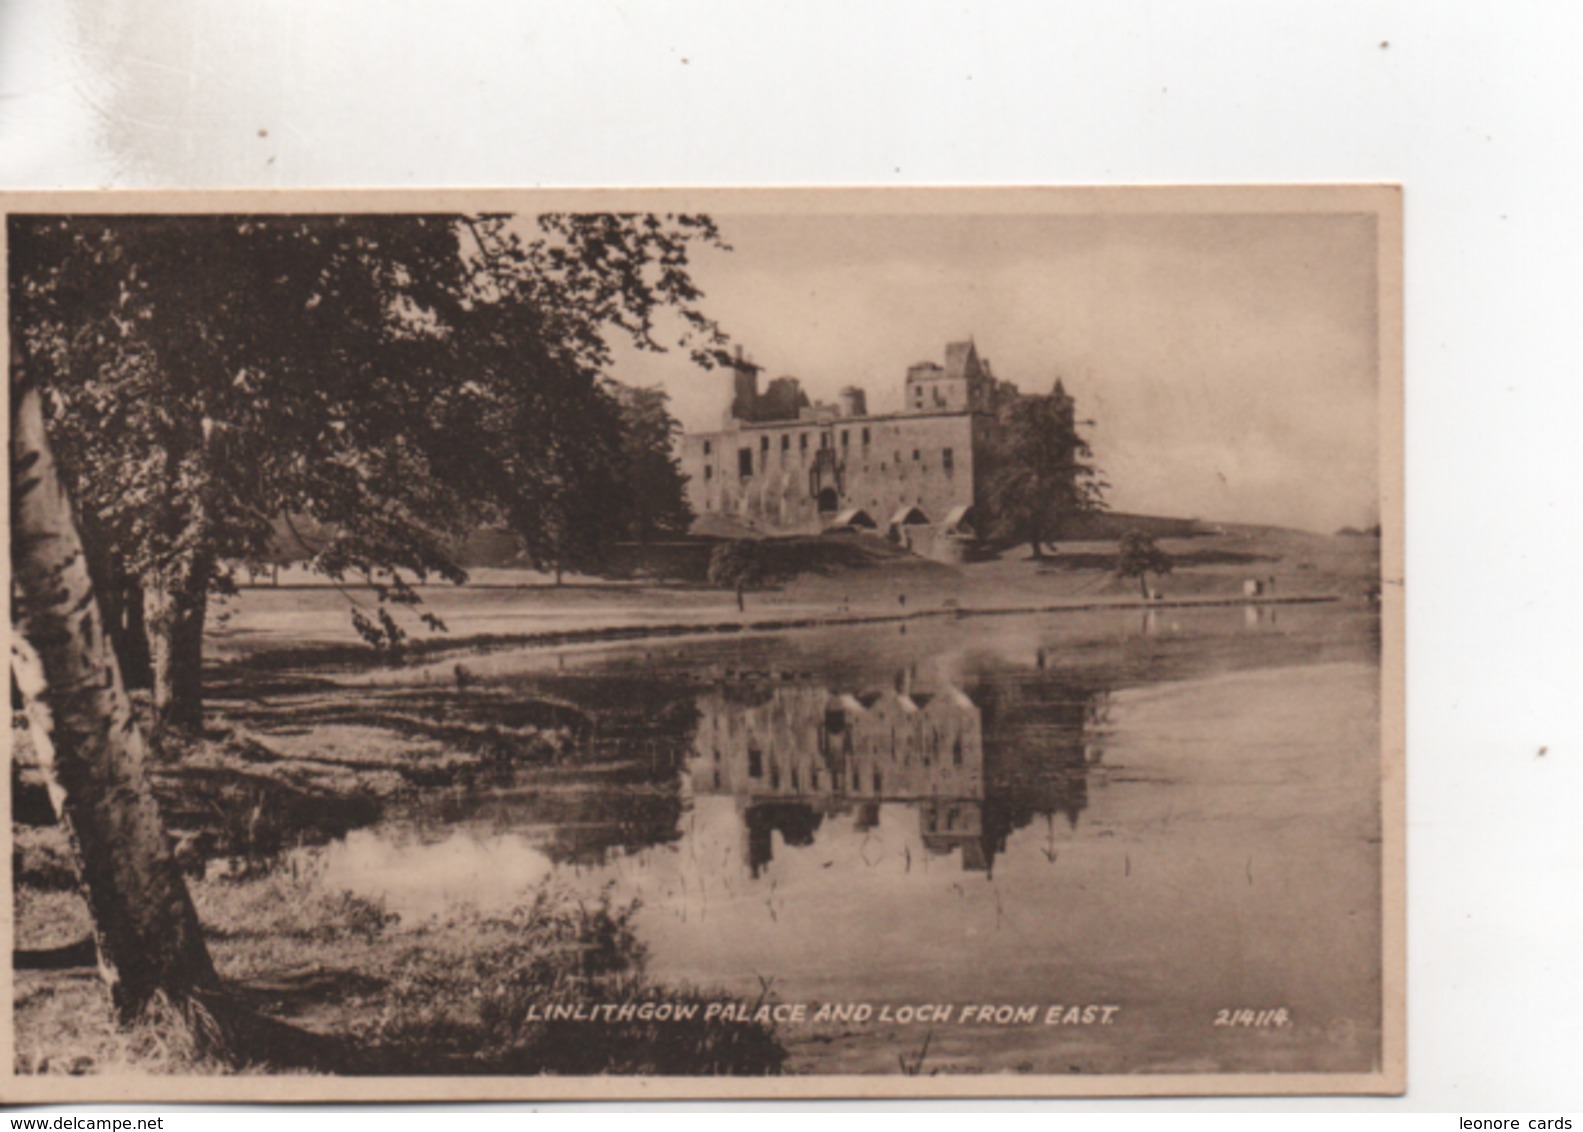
left=688, top=671, right=1106, bottom=877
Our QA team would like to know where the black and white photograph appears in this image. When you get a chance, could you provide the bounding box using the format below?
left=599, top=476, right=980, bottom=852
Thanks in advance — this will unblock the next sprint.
left=4, top=188, right=1402, bottom=1101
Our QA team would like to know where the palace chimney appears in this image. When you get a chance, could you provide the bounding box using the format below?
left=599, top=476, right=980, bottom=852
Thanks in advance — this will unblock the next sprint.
left=837, top=385, right=868, bottom=418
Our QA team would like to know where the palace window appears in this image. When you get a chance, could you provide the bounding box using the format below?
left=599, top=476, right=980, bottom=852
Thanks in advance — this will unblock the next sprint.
left=841, top=429, right=849, bottom=447
left=912, top=449, right=921, bottom=462
left=703, top=440, right=712, bottom=455
left=704, top=465, right=713, bottom=481
left=781, top=434, right=790, bottom=451
left=943, top=447, right=954, bottom=472
left=760, top=435, right=770, bottom=452
left=800, top=433, right=809, bottom=451
left=862, top=427, right=871, bottom=445
left=738, top=448, right=753, bottom=478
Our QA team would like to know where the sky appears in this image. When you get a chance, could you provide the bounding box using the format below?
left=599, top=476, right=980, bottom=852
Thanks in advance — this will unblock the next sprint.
left=605, top=209, right=1382, bottom=535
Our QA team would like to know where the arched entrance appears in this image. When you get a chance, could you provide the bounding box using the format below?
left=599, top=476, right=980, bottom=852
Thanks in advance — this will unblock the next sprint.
left=817, top=487, right=839, bottom=514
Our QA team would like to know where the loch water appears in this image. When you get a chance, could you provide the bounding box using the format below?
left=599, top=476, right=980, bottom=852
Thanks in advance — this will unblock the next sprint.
left=304, top=602, right=1383, bottom=1075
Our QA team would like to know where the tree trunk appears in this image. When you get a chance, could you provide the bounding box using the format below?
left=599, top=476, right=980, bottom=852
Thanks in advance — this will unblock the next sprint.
left=11, top=376, right=343, bottom=1068
left=736, top=583, right=745, bottom=613
left=117, top=581, right=153, bottom=690
left=10, top=376, right=220, bottom=1021
left=144, top=561, right=211, bottom=733
left=79, top=512, right=153, bottom=690
left=1139, top=573, right=1149, bottom=599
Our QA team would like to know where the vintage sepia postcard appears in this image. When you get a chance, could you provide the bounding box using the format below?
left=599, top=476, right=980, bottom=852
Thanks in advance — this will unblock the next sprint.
left=2, top=186, right=1403, bottom=1101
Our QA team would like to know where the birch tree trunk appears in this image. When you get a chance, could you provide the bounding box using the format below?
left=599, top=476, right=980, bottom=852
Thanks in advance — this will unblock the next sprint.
left=9, top=370, right=219, bottom=1020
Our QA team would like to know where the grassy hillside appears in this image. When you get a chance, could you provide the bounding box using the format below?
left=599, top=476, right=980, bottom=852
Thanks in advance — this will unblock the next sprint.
left=1053, top=509, right=1215, bottom=541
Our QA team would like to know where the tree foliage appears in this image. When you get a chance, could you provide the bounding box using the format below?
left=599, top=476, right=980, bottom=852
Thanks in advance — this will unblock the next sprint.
left=8, top=211, right=729, bottom=726
left=980, top=380, right=1106, bottom=558
left=612, top=383, right=693, bottom=545
left=1115, top=529, right=1173, bottom=598
left=707, top=540, right=772, bottom=611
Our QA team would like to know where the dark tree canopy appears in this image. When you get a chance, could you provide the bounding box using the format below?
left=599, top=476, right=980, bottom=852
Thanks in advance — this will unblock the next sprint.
left=980, top=380, right=1106, bottom=559
left=1115, top=529, right=1174, bottom=598
left=8, top=211, right=729, bottom=725
left=612, top=383, right=693, bottom=545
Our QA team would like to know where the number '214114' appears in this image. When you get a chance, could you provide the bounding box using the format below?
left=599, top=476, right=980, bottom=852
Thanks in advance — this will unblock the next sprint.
left=1213, top=1008, right=1291, bottom=1028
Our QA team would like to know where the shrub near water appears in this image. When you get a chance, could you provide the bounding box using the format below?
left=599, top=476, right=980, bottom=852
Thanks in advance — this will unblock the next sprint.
left=348, top=883, right=786, bottom=1076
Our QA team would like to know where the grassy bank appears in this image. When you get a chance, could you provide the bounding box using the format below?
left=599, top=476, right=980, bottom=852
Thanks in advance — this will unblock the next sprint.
left=14, top=851, right=784, bottom=1076
left=12, top=654, right=754, bottom=1075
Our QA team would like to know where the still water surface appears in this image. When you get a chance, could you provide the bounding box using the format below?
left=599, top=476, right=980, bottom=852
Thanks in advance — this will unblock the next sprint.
left=310, top=603, right=1382, bottom=1074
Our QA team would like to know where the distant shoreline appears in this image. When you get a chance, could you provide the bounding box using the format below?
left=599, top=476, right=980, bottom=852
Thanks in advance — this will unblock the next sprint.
left=219, top=591, right=1349, bottom=675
